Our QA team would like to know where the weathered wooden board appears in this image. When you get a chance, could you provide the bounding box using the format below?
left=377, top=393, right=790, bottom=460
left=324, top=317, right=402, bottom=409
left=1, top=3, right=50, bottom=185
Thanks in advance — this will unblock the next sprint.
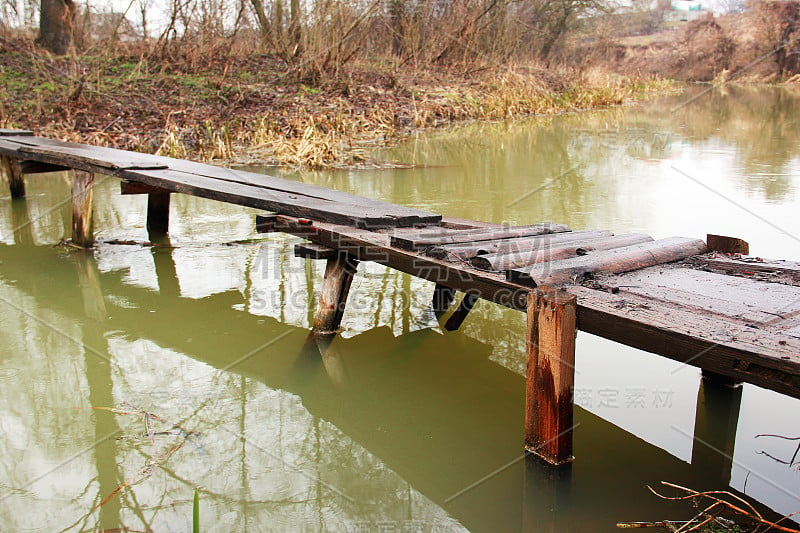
left=471, top=233, right=653, bottom=271
left=124, top=168, right=417, bottom=228
left=0, top=135, right=441, bottom=227
left=0, top=129, right=33, bottom=136
left=261, top=215, right=800, bottom=398
left=18, top=144, right=170, bottom=170
left=571, top=285, right=800, bottom=398
left=391, top=223, right=571, bottom=251
left=600, top=266, right=800, bottom=325
left=427, top=230, right=613, bottom=261
left=163, top=158, right=440, bottom=225
left=696, top=255, right=800, bottom=284
left=508, top=237, right=708, bottom=287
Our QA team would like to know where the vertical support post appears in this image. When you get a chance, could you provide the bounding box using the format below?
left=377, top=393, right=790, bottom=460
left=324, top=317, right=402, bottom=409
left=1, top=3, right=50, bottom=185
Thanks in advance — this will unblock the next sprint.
left=525, top=289, right=577, bottom=465
left=147, top=192, right=170, bottom=236
left=71, top=170, right=94, bottom=247
left=691, top=371, right=743, bottom=484
left=312, top=254, right=359, bottom=335
left=444, top=292, right=479, bottom=331
left=1, top=155, right=25, bottom=198
left=431, top=283, right=457, bottom=317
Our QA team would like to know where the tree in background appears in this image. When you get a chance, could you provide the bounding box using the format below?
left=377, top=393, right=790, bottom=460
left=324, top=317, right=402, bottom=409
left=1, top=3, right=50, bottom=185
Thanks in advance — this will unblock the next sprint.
left=37, top=0, right=75, bottom=54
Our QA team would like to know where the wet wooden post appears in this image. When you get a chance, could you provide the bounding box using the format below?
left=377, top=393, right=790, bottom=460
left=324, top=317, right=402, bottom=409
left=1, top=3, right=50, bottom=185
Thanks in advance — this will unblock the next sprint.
left=313, top=253, right=359, bottom=335
left=147, top=192, right=170, bottom=236
left=431, top=283, right=456, bottom=317
left=120, top=181, right=171, bottom=237
left=71, top=170, right=94, bottom=247
left=444, top=291, right=479, bottom=331
left=1, top=155, right=25, bottom=198
left=691, top=370, right=743, bottom=484
left=525, top=289, right=577, bottom=465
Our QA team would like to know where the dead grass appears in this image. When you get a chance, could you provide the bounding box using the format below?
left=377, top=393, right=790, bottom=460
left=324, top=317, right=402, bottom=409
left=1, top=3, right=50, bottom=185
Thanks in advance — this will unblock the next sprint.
left=0, top=37, right=676, bottom=169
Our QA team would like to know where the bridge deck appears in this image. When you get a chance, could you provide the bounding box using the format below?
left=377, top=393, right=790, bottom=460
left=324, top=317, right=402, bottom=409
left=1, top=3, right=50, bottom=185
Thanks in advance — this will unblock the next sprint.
left=2, top=128, right=799, bottom=464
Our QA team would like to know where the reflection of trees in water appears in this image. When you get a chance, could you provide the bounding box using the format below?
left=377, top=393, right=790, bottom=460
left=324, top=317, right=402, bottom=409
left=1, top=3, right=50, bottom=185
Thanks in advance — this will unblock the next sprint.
left=637, top=86, right=800, bottom=202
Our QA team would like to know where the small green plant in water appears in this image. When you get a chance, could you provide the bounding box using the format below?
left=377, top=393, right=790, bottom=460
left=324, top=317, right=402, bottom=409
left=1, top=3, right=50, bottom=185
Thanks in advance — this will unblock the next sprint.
left=193, top=489, right=200, bottom=533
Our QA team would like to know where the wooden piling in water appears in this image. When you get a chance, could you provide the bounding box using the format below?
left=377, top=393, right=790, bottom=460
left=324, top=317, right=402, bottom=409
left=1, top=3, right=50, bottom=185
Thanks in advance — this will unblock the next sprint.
left=1, top=155, right=25, bottom=198
left=71, top=170, right=94, bottom=247
left=431, top=284, right=457, bottom=317
left=313, top=254, right=359, bottom=335
left=444, top=292, right=479, bottom=331
left=525, top=289, right=577, bottom=465
left=147, top=192, right=170, bottom=235
left=120, top=181, right=171, bottom=236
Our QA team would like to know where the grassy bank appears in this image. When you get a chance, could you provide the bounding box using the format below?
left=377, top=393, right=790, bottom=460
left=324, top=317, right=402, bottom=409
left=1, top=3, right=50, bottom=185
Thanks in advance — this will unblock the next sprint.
left=0, top=37, right=676, bottom=168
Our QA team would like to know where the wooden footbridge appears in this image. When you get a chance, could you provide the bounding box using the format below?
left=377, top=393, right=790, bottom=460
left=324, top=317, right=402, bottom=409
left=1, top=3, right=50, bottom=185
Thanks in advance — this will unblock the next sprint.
left=2, top=128, right=799, bottom=466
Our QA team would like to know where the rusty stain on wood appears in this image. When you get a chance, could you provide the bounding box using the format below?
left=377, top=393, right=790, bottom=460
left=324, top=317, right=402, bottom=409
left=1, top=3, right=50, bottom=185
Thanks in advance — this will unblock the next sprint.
left=525, top=289, right=577, bottom=465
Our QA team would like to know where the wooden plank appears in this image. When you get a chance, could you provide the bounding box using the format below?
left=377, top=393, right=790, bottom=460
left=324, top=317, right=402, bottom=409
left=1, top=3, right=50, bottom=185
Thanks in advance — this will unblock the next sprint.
left=601, top=267, right=800, bottom=325
left=471, top=234, right=653, bottom=271
left=570, top=285, right=800, bottom=398
left=257, top=214, right=532, bottom=311
left=71, top=170, right=94, bottom=247
left=0, top=129, right=33, bottom=136
left=264, top=215, right=800, bottom=397
left=294, top=243, right=338, bottom=260
left=525, top=289, right=577, bottom=465
left=508, top=237, right=708, bottom=287
left=707, top=234, right=749, bottom=255
left=19, top=160, right=71, bottom=174
left=19, top=144, right=169, bottom=170
left=0, top=135, right=441, bottom=226
left=697, top=256, right=800, bottom=283
left=444, top=292, right=479, bottom=331
left=1, top=155, right=25, bottom=198
left=427, top=230, right=613, bottom=261
left=391, top=223, right=571, bottom=251
left=313, top=255, right=359, bottom=334
left=123, top=168, right=421, bottom=229
left=120, top=180, right=172, bottom=195
left=159, top=156, right=441, bottom=225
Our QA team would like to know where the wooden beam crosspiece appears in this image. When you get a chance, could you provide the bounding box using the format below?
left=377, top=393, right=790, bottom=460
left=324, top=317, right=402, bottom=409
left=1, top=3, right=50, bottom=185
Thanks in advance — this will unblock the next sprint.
left=525, top=288, right=577, bottom=465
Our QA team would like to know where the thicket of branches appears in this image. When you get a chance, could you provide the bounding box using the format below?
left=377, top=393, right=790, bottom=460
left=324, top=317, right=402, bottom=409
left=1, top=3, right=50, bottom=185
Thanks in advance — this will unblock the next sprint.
left=1, top=0, right=609, bottom=78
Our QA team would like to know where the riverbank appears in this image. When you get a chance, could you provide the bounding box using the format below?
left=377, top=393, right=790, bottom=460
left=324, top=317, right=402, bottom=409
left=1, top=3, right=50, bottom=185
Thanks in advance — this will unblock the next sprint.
left=0, top=36, right=675, bottom=169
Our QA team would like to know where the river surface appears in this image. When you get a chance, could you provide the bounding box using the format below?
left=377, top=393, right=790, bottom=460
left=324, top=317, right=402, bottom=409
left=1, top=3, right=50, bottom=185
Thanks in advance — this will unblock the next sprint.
left=0, top=85, right=799, bottom=531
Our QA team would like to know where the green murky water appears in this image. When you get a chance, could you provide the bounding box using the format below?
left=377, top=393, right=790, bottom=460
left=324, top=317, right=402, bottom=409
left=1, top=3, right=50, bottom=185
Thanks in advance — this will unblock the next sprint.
left=1, top=86, right=799, bottom=531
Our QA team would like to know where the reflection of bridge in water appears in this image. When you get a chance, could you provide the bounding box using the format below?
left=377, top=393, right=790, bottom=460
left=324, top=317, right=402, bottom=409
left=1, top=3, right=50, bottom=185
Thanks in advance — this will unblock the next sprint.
left=0, top=239, right=754, bottom=531
left=2, top=127, right=800, bottom=527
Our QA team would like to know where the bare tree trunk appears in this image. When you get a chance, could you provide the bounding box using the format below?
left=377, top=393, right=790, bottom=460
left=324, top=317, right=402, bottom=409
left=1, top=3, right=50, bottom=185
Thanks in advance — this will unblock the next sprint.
left=389, top=0, right=405, bottom=56
left=37, top=0, right=76, bottom=55
left=249, top=0, right=271, bottom=42
left=290, top=0, right=302, bottom=54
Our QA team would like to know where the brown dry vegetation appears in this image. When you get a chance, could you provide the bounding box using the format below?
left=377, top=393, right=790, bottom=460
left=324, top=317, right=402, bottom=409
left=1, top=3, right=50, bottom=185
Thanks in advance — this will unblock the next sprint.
left=576, top=1, right=800, bottom=83
left=0, top=35, right=672, bottom=168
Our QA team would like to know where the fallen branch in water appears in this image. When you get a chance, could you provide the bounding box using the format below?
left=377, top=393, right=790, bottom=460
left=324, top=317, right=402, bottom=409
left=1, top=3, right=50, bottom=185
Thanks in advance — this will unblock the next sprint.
left=638, top=481, right=800, bottom=533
